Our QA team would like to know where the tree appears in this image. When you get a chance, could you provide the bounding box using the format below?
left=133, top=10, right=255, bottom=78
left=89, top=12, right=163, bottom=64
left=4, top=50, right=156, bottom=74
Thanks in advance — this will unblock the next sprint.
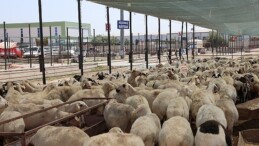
left=124, top=39, right=130, bottom=45
left=207, top=31, right=227, bottom=48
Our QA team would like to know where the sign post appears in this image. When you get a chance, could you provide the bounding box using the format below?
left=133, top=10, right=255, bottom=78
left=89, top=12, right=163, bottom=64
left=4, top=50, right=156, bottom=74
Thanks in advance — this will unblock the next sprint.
left=117, top=20, right=129, bottom=29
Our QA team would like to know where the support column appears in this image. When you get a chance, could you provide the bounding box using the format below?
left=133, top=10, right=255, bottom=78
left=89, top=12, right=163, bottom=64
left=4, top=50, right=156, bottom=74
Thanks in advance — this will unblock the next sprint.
left=186, top=22, right=188, bottom=60
left=145, top=15, right=148, bottom=69
left=192, top=24, right=195, bottom=59
left=29, top=24, right=32, bottom=68
left=107, top=7, right=112, bottom=74
left=38, top=0, right=46, bottom=84
left=180, top=21, right=184, bottom=60
left=129, top=11, right=133, bottom=70
left=169, top=20, right=172, bottom=64
left=77, top=0, right=83, bottom=75
left=158, top=18, right=161, bottom=63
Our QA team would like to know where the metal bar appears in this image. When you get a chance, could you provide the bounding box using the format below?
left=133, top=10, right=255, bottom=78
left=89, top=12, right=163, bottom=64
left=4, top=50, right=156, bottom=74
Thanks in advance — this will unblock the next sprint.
left=93, top=29, right=96, bottom=62
left=169, top=20, right=172, bottom=64
left=59, top=35, right=61, bottom=59
left=67, top=27, right=69, bottom=65
left=38, top=0, right=46, bottom=84
left=158, top=18, right=161, bottom=63
left=69, top=36, right=71, bottom=64
left=145, top=15, right=148, bottom=69
left=192, top=24, right=195, bottom=59
left=186, top=22, right=188, bottom=60
left=231, top=36, right=234, bottom=59
left=180, top=21, right=183, bottom=60
left=120, top=10, right=125, bottom=59
left=50, top=26, right=53, bottom=66
left=77, top=0, right=83, bottom=76
left=241, top=35, right=243, bottom=62
left=107, top=7, right=112, bottom=74
left=3, top=22, right=7, bottom=70
left=29, top=24, right=32, bottom=68
left=211, top=30, right=214, bottom=57
left=129, top=11, right=133, bottom=70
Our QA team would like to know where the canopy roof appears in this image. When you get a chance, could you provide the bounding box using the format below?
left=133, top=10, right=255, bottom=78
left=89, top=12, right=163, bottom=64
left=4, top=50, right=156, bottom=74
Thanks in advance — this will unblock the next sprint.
left=89, top=0, right=259, bottom=35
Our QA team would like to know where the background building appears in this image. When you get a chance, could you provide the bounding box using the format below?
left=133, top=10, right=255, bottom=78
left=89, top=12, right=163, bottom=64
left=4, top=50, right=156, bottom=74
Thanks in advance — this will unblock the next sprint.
left=0, top=21, right=91, bottom=44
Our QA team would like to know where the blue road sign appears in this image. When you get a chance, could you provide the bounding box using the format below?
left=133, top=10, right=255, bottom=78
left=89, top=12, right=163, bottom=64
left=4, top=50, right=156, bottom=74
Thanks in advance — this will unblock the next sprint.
left=117, top=20, right=129, bottom=29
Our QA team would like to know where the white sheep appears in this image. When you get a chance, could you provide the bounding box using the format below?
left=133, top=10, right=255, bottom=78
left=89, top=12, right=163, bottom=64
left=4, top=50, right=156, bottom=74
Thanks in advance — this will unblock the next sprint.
left=5, top=103, right=71, bottom=130
left=125, top=95, right=150, bottom=109
left=216, top=98, right=239, bottom=136
left=29, top=126, right=89, bottom=146
left=159, top=116, right=194, bottom=146
left=130, top=113, right=161, bottom=146
left=103, top=100, right=135, bottom=132
left=190, top=82, right=217, bottom=121
left=108, top=127, right=124, bottom=134
left=195, top=120, right=231, bottom=146
left=152, top=89, right=178, bottom=121
left=196, top=104, right=227, bottom=129
left=67, top=88, right=106, bottom=115
left=83, top=133, right=145, bottom=146
left=0, top=96, right=8, bottom=114
left=0, top=111, right=25, bottom=133
left=166, top=96, right=189, bottom=120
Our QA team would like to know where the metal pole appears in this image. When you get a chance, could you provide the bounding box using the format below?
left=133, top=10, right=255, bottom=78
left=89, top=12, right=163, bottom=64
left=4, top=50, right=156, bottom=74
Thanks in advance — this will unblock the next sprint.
left=107, top=7, right=112, bottom=74
left=231, top=36, right=234, bottom=59
left=38, top=0, right=46, bottom=84
left=150, top=34, right=152, bottom=55
left=192, top=24, right=195, bottom=59
left=77, top=0, right=83, bottom=75
left=29, top=24, right=32, bottom=68
left=58, top=35, right=61, bottom=59
left=136, top=33, right=140, bottom=58
left=67, top=27, right=69, bottom=65
left=69, top=36, right=71, bottom=61
left=241, top=35, right=243, bottom=62
left=186, top=22, right=188, bottom=60
left=129, top=11, right=133, bottom=70
left=3, top=22, right=7, bottom=70
left=158, top=18, right=161, bottom=63
left=120, top=10, right=125, bottom=59
left=49, top=26, right=53, bottom=66
left=145, top=15, right=148, bottom=69
left=169, top=20, right=172, bottom=64
left=180, top=21, right=183, bottom=60
left=212, top=30, right=214, bottom=57
left=93, top=28, right=96, bottom=62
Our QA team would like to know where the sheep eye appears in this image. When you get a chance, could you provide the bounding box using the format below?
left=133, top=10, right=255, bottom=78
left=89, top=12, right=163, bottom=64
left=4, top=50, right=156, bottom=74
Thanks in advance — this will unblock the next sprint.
left=122, top=84, right=126, bottom=88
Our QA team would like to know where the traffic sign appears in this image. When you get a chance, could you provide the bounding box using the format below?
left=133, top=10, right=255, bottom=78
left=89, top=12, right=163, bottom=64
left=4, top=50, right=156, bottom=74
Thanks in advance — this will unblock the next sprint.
left=117, top=20, right=129, bottom=29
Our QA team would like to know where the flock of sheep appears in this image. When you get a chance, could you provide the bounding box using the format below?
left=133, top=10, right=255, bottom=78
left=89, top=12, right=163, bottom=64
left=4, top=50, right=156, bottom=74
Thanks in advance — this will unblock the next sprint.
left=0, top=56, right=259, bottom=146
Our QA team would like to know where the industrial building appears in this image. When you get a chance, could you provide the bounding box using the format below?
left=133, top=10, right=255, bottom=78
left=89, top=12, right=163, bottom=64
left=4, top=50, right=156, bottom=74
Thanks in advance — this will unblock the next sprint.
left=0, top=21, right=91, bottom=44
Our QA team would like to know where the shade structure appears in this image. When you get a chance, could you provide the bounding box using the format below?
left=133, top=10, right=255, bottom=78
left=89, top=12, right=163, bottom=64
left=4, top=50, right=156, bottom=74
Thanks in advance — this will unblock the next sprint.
left=89, top=0, right=259, bottom=35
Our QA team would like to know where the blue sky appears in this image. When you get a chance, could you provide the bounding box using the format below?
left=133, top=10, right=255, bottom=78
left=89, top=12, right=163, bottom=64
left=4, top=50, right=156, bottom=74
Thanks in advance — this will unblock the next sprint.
left=0, top=0, right=209, bottom=36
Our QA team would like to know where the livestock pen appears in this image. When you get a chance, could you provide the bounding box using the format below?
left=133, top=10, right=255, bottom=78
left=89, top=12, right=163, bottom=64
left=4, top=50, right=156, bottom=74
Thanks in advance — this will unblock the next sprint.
left=0, top=98, right=111, bottom=146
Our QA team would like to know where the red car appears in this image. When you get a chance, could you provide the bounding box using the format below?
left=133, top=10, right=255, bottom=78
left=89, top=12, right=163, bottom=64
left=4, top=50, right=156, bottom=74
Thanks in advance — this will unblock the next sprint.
left=0, top=42, right=23, bottom=58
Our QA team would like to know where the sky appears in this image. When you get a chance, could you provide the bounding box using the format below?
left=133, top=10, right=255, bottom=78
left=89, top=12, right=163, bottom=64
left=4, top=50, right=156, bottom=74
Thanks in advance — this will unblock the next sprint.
left=0, top=0, right=209, bottom=36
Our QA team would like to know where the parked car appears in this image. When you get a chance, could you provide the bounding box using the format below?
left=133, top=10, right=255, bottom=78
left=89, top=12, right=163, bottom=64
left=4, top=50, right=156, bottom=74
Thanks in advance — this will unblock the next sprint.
left=23, top=47, right=41, bottom=58
left=23, top=47, right=50, bottom=58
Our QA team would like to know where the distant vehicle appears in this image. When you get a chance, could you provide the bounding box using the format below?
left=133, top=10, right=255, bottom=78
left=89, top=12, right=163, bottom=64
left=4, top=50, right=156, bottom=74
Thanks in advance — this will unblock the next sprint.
left=23, top=47, right=41, bottom=58
left=0, top=42, right=23, bottom=58
left=23, top=47, right=49, bottom=57
left=44, top=47, right=59, bottom=56
left=188, top=39, right=204, bottom=53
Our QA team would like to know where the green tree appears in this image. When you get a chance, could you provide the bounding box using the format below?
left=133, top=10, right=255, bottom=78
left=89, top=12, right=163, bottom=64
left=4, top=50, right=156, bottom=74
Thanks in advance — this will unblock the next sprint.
left=207, top=31, right=227, bottom=48
left=124, top=39, right=130, bottom=45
